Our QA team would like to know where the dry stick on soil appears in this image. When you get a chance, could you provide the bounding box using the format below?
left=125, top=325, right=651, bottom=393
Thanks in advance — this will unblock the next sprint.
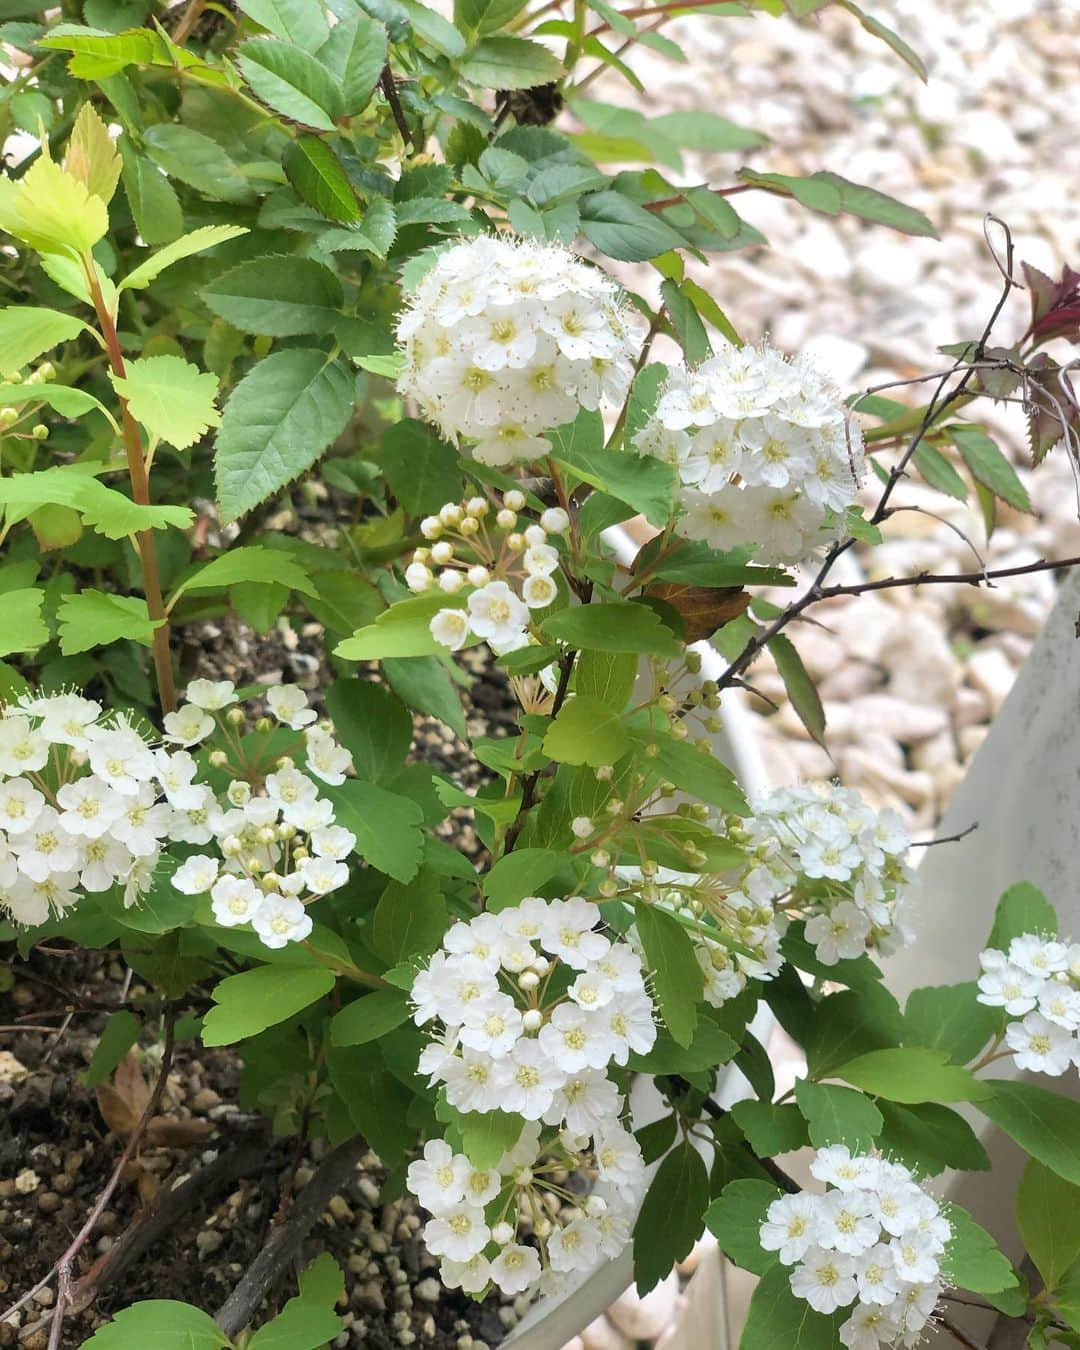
left=65, top=1129, right=270, bottom=1316
left=5, top=1012, right=179, bottom=1347
left=214, top=1134, right=369, bottom=1339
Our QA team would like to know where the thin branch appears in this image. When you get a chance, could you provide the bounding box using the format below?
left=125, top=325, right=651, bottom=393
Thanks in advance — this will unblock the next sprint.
left=940, top=1314, right=990, bottom=1350
left=910, top=820, right=979, bottom=848
left=8, top=1012, right=178, bottom=1342
left=501, top=648, right=577, bottom=855
left=380, top=65, right=415, bottom=152
left=214, top=1134, right=368, bottom=1338
left=171, top=0, right=207, bottom=43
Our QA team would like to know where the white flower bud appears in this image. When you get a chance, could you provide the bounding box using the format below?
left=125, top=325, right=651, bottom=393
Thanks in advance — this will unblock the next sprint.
left=491, top=1222, right=515, bottom=1246
left=466, top=565, right=490, bottom=587
left=519, top=972, right=541, bottom=992
left=209, top=749, right=229, bottom=767
left=439, top=502, right=464, bottom=526
left=524, top=524, right=547, bottom=547
left=413, top=547, right=431, bottom=563
left=503, top=489, right=526, bottom=511
left=506, top=532, right=525, bottom=553
left=439, top=569, right=466, bottom=593
left=598, top=878, right=619, bottom=898
left=467, top=496, right=489, bottom=516
left=590, top=850, right=610, bottom=868
left=227, top=780, right=251, bottom=806
left=595, top=764, right=613, bottom=781
left=522, top=1007, right=543, bottom=1029
left=531, top=956, right=551, bottom=976
left=405, top=562, right=434, bottom=593
left=541, top=507, right=570, bottom=534
left=459, top=516, right=480, bottom=536
left=420, top=516, right=443, bottom=539
left=571, top=816, right=593, bottom=839
left=431, top=541, right=454, bottom=564
left=496, top=508, right=517, bottom=529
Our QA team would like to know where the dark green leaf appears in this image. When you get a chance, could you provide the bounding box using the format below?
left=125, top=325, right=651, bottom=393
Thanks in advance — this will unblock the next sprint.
left=202, top=256, right=343, bottom=336
left=541, top=602, right=681, bottom=657
left=283, top=137, right=362, bottom=225
left=1017, top=1159, right=1080, bottom=1292
left=704, top=1178, right=781, bottom=1276
left=876, top=1100, right=990, bottom=1177
left=325, top=680, right=411, bottom=784
left=794, top=1079, right=883, bottom=1149
left=483, top=848, right=565, bottom=910
left=633, top=1141, right=708, bottom=1293
left=324, top=779, right=425, bottom=883
left=769, top=633, right=825, bottom=744
left=731, top=1101, right=809, bottom=1158
left=634, top=902, right=703, bottom=1047
left=978, top=1080, right=1080, bottom=1186
left=740, top=1263, right=844, bottom=1349
left=330, top=987, right=412, bottom=1046
left=373, top=874, right=446, bottom=965
left=580, top=189, right=686, bottom=261
left=952, top=425, right=1031, bottom=512
left=83, top=1009, right=140, bottom=1087
left=736, top=168, right=936, bottom=237
left=237, top=37, right=342, bottom=129
left=316, top=10, right=387, bottom=114
left=382, top=420, right=463, bottom=516
left=903, top=983, right=1002, bottom=1064
left=987, top=880, right=1057, bottom=950
left=460, top=36, right=562, bottom=89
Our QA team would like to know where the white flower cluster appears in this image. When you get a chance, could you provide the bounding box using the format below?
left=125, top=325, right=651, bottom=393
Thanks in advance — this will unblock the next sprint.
left=632, top=344, right=864, bottom=565
left=761, top=1147, right=952, bottom=1349
left=396, top=235, right=640, bottom=465
left=406, top=490, right=570, bottom=657
left=976, top=932, right=1080, bottom=1076
left=0, top=683, right=355, bottom=952
left=407, top=897, right=655, bottom=1296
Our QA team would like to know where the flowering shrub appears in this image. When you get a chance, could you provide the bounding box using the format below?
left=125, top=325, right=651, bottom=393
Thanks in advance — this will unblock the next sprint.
left=3, top=4, right=1080, bottom=1349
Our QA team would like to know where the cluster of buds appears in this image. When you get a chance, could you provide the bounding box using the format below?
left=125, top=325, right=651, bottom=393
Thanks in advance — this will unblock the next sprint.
left=1, top=358, right=58, bottom=441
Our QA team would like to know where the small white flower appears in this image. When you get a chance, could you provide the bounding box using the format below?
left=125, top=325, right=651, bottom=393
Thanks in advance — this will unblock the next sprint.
left=304, top=729, right=352, bottom=786
left=522, top=543, right=559, bottom=576
left=37, top=694, right=102, bottom=749
left=438, top=1253, right=491, bottom=1294
left=1005, top=1010, right=1076, bottom=1076
left=298, top=855, right=350, bottom=895
left=490, top=1243, right=541, bottom=1295
left=790, top=1246, right=858, bottom=1315
left=10, top=807, right=79, bottom=881
left=760, top=1192, right=822, bottom=1265
left=252, top=894, right=312, bottom=949
left=977, top=963, right=1045, bottom=1016
left=405, top=562, right=434, bottom=592
left=88, top=725, right=156, bottom=795
left=888, top=1230, right=940, bottom=1285
left=162, top=704, right=214, bottom=747
left=816, top=1189, right=879, bottom=1256
left=570, top=815, right=594, bottom=839
left=1008, top=934, right=1069, bottom=977
left=540, top=507, right=569, bottom=534
left=459, top=992, right=523, bottom=1055
left=543, top=1068, right=620, bottom=1137
left=210, top=875, right=264, bottom=927
left=538, top=895, right=609, bottom=967
left=0, top=716, right=49, bottom=775
left=266, top=685, right=317, bottom=730
left=804, top=901, right=871, bottom=965
left=153, top=749, right=204, bottom=810
left=0, top=778, right=45, bottom=834
left=423, top=1203, right=490, bottom=1261
left=430, top=608, right=470, bottom=651
left=810, top=1145, right=879, bottom=1193
left=468, top=580, right=529, bottom=646
left=406, top=1139, right=468, bottom=1213
left=172, top=854, right=220, bottom=895
left=839, top=1303, right=902, bottom=1350
left=185, top=679, right=236, bottom=710
left=548, top=1218, right=601, bottom=1273
left=521, top=573, right=558, bottom=609
left=1038, top=982, right=1080, bottom=1030
left=310, top=825, right=356, bottom=860
left=495, top=1039, right=563, bottom=1119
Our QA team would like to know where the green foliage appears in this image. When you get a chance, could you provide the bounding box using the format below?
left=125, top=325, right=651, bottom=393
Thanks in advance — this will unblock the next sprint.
left=794, top=1080, right=883, bottom=1149
left=705, top=1179, right=783, bottom=1275
left=987, top=881, right=1058, bottom=950
left=543, top=694, right=629, bottom=766
left=836, top=1047, right=989, bottom=1103
left=58, top=590, right=162, bottom=655
left=978, top=1080, right=1080, bottom=1186
left=83, top=1301, right=231, bottom=1348
left=633, top=1139, right=709, bottom=1293
left=111, top=356, right=221, bottom=450
left=940, top=1203, right=1019, bottom=1295
left=202, top=965, right=335, bottom=1047
left=331, top=987, right=413, bottom=1046
left=634, top=901, right=703, bottom=1047
left=541, top=602, right=682, bottom=657
left=903, top=982, right=1001, bottom=1064
left=1017, top=1160, right=1080, bottom=1293
left=740, top=1263, right=843, bottom=1349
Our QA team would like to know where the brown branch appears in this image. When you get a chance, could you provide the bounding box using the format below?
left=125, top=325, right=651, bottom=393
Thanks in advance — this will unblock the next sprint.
left=214, top=1134, right=368, bottom=1338
left=910, top=820, right=979, bottom=848
left=500, top=647, right=577, bottom=856
left=380, top=65, right=415, bottom=152
left=940, top=1315, right=990, bottom=1350
left=171, top=0, right=207, bottom=43
left=643, top=183, right=755, bottom=213
left=65, top=1129, right=269, bottom=1316
left=8, top=1013, right=179, bottom=1343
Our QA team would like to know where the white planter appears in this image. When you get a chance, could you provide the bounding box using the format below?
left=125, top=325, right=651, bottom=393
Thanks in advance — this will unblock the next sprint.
left=502, top=527, right=769, bottom=1350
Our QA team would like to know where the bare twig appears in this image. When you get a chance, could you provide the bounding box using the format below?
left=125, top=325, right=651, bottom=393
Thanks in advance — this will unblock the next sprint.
left=171, top=0, right=207, bottom=43
left=214, top=1134, right=368, bottom=1338
left=940, top=1314, right=990, bottom=1350
left=380, top=65, right=415, bottom=152
left=4, top=1013, right=179, bottom=1339
left=910, top=820, right=979, bottom=848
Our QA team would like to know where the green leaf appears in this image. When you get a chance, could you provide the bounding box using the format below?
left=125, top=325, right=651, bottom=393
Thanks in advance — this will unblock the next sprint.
left=461, top=35, right=562, bottom=88
left=876, top=1100, right=990, bottom=1177
left=483, top=848, right=564, bottom=910
left=455, top=1108, right=524, bottom=1169
left=740, top=1263, right=843, bottom=1350
left=0, top=306, right=88, bottom=377
left=0, top=588, right=47, bottom=657
left=324, top=779, right=425, bottom=883
left=326, top=681, right=413, bottom=786
left=143, top=124, right=253, bottom=204
left=83, top=1009, right=140, bottom=1088
left=65, top=101, right=121, bottom=204
left=834, top=0, right=926, bottom=80
left=373, top=873, right=446, bottom=965
left=171, top=544, right=316, bottom=606
left=0, top=153, right=108, bottom=256
left=283, top=137, right=361, bottom=225
left=248, top=1303, right=343, bottom=1350
left=119, top=143, right=183, bottom=246
left=941, top=1202, right=1020, bottom=1295
left=634, top=901, right=703, bottom=1047
left=951, top=425, right=1031, bottom=512
left=202, top=964, right=335, bottom=1047
left=836, top=1047, right=990, bottom=1103
left=543, top=694, right=630, bottom=767
left=384, top=656, right=466, bottom=741
left=1017, top=1159, right=1080, bottom=1292
left=730, top=1101, right=809, bottom=1158
left=552, top=434, right=677, bottom=530
left=84, top=1301, right=231, bottom=1349
left=237, top=37, right=342, bottom=129
left=306, top=568, right=384, bottom=637
left=629, top=1014, right=736, bottom=1075
left=215, top=350, right=355, bottom=521
left=804, top=985, right=904, bottom=1080
left=57, top=589, right=163, bottom=655
left=382, top=420, right=463, bottom=517
left=579, top=189, right=687, bottom=261
left=0, top=468, right=192, bottom=539
left=978, top=1079, right=1080, bottom=1186
left=111, top=355, right=220, bottom=450
left=651, top=110, right=765, bottom=152
left=903, top=983, right=1001, bottom=1064
left=633, top=1140, right=708, bottom=1293
left=574, top=650, right=638, bottom=713
left=794, top=1079, right=883, bottom=1149
left=639, top=732, right=749, bottom=814
left=335, top=593, right=469, bottom=661
left=202, top=255, right=343, bottom=337
left=0, top=380, right=116, bottom=427
left=235, top=0, right=329, bottom=49
left=316, top=11, right=387, bottom=114
left=736, top=168, right=937, bottom=237
left=769, top=633, right=825, bottom=744
left=297, top=1253, right=344, bottom=1309
left=541, top=602, right=681, bottom=658
left=987, top=881, right=1058, bottom=950
left=704, top=1179, right=782, bottom=1276
left=330, top=987, right=412, bottom=1046
left=118, top=225, right=249, bottom=291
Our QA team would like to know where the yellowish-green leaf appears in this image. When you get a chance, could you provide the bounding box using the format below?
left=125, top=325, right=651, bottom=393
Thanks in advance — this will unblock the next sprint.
left=0, top=381, right=117, bottom=429
left=118, top=225, right=249, bottom=292
left=1, top=154, right=108, bottom=256
left=0, top=308, right=90, bottom=379
left=39, top=253, right=117, bottom=314
left=110, top=356, right=220, bottom=450
left=57, top=589, right=163, bottom=655
left=0, top=588, right=48, bottom=657
left=0, top=466, right=193, bottom=538
left=64, top=102, right=121, bottom=204
left=169, top=544, right=316, bottom=607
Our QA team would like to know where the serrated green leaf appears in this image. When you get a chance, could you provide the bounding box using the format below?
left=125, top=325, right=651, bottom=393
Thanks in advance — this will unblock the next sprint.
left=335, top=593, right=470, bottom=661
left=202, top=255, right=343, bottom=336
left=483, top=848, right=564, bottom=910
left=941, top=1201, right=1020, bottom=1295
left=119, top=225, right=249, bottom=291
left=111, top=355, right=220, bottom=450
left=903, top=982, right=1001, bottom=1065
left=0, top=306, right=89, bottom=377
left=57, top=589, right=162, bottom=655
left=0, top=588, right=47, bottom=657
left=237, top=37, right=342, bottom=129
left=978, top=1079, right=1080, bottom=1186
left=248, top=1303, right=343, bottom=1350
left=579, top=189, right=686, bottom=261
left=325, top=680, right=411, bottom=784
left=64, top=101, right=121, bottom=204
left=235, top=0, right=329, bottom=49
left=170, top=544, right=316, bottom=606
left=740, top=1262, right=843, bottom=1349
left=215, top=350, right=354, bottom=521
left=876, top=1100, right=990, bottom=1177
left=0, top=467, right=192, bottom=538
left=83, top=1009, right=141, bottom=1088
left=543, top=694, right=629, bottom=767
left=324, top=779, right=425, bottom=882
left=951, top=424, right=1031, bottom=512
left=384, top=656, right=466, bottom=740
left=704, top=1178, right=782, bottom=1275
left=118, top=142, right=183, bottom=246
left=730, top=1101, right=809, bottom=1158
left=0, top=380, right=117, bottom=428
left=0, top=154, right=108, bottom=256
left=633, top=1140, right=708, bottom=1293
left=794, top=1079, right=883, bottom=1149
left=461, top=35, right=562, bottom=88
left=550, top=409, right=678, bottom=525
left=987, top=880, right=1057, bottom=951
left=143, top=124, right=252, bottom=204
left=736, top=168, right=937, bottom=237
left=202, top=964, right=335, bottom=1047
left=382, top=419, right=463, bottom=516
left=541, top=602, right=681, bottom=657
left=316, top=10, right=387, bottom=114
left=83, top=1301, right=231, bottom=1349
left=635, top=901, right=702, bottom=1046
left=283, top=136, right=361, bottom=225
